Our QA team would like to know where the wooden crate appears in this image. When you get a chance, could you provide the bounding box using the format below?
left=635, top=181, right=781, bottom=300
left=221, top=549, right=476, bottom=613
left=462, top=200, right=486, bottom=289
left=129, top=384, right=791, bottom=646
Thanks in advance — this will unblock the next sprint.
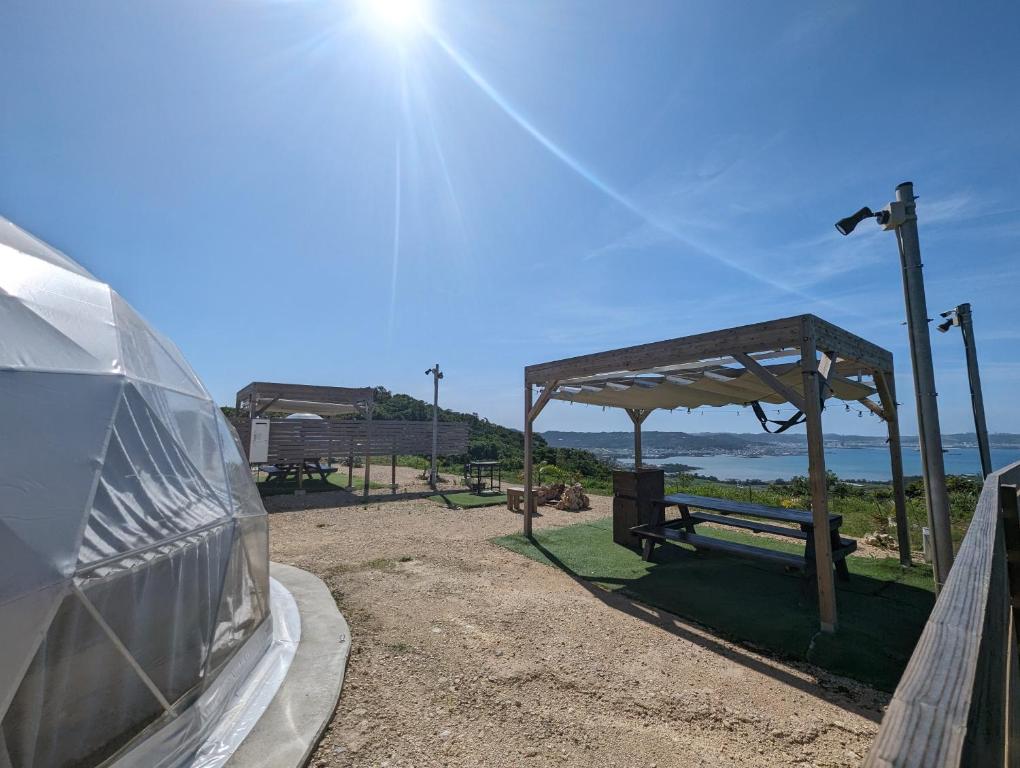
left=612, top=496, right=665, bottom=549
left=612, top=468, right=664, bottom=500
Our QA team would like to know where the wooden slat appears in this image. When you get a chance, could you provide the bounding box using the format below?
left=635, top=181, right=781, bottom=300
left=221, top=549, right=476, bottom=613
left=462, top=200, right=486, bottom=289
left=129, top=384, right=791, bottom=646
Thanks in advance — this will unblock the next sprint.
left=231, top=418, right=469, bottom=462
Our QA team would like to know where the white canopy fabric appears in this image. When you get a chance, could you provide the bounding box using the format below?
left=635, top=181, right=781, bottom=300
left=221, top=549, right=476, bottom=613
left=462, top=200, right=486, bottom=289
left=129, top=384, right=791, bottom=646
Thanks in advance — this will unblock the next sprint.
left=0, top=216, right=273, bottom=768
left=549, top=361, right=876, bottom=412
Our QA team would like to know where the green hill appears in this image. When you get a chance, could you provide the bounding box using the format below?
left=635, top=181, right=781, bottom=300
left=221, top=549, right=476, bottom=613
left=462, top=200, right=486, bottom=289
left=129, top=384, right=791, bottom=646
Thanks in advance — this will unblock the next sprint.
left=369, top=388, right=611, bottom=479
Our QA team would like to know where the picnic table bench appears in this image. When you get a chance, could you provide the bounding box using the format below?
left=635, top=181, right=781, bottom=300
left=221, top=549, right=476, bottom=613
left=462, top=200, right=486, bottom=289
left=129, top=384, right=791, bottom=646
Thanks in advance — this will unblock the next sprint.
left=262, top=461, right=336, bottom=484
left=631, top=493, right=857, bottom=580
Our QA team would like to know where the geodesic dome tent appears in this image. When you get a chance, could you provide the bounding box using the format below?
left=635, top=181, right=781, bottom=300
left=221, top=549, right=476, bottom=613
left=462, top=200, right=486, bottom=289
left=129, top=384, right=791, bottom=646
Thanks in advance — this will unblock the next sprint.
left=0, top=217, right=271, bottom=768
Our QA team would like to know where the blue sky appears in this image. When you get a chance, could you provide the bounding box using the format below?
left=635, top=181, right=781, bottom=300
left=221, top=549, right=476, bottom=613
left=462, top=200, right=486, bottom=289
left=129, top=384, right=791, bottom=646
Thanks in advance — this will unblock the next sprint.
left=2, top=0, right=1018, bottom=436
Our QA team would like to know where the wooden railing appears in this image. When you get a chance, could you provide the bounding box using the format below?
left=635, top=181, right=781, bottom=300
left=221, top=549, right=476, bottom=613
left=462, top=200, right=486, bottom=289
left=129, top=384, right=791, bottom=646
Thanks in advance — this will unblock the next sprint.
left=865, top=460, right=1020, bottom=767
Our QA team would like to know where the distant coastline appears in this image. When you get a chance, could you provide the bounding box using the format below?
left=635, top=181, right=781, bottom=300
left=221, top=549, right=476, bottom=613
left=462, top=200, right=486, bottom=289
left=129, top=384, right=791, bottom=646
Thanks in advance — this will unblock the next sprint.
left=542, top=431, right=1020, bottom=482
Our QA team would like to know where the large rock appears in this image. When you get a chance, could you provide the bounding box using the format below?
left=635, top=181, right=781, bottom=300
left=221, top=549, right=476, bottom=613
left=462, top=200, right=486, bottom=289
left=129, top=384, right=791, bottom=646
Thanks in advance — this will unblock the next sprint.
left=556, top=483, right=590, bottom=512
left=534, top=483, right=565, bottom=505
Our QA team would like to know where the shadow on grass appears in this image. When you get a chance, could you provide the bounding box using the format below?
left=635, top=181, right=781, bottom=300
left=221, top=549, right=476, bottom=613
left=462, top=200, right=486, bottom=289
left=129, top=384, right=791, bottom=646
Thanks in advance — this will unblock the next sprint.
left=494, top=517, right=934, bottom=701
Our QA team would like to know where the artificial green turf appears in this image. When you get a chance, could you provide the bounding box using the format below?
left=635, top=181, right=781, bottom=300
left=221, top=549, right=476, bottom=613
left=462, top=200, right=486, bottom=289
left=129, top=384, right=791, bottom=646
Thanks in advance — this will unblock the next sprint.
left=430, top=491, right=508, bottom=509
left=493, top=517, right=935, bottom=692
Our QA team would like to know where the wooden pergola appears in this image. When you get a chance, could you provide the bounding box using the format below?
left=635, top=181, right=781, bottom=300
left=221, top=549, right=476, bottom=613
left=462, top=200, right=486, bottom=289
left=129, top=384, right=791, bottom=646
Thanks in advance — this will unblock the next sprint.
left=522, top=315, right=910, bottom=632
left=236, top=382, right=376, bottom=495
left=235, top=382, right=375, bottom=418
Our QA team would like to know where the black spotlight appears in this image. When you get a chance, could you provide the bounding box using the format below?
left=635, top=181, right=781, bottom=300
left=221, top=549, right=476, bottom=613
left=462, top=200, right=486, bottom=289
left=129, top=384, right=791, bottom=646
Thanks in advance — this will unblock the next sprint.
left=835, top=206, right=876, bottom=236
left=936, top=310, right=957, bottom=333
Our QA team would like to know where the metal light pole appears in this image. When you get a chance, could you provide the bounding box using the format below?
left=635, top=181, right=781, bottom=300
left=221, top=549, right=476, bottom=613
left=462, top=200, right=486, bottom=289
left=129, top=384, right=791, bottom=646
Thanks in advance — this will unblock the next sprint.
left=425, top=364, right=443, bottom=488
left=891, top=182, right=953, bottom=588
left=938, top=303, right=992, bottom=478
left=835, top=181, right=954, bottom=589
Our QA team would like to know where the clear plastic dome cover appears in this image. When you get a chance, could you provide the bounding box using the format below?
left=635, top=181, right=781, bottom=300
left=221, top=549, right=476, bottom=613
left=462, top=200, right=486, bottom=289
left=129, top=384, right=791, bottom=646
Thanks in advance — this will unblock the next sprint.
left=0, top=217, right=271, bottom=768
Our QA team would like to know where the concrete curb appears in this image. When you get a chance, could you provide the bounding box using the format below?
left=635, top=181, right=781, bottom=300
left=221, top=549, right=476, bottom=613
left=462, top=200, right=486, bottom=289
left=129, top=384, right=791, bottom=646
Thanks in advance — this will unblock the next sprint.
left=228, top=563, right=351, bottom=768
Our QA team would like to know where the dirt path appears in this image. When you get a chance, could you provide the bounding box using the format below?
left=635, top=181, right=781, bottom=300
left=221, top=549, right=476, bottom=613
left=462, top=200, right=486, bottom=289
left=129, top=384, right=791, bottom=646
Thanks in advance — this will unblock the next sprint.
left=267, top=475, right=886, bottom=768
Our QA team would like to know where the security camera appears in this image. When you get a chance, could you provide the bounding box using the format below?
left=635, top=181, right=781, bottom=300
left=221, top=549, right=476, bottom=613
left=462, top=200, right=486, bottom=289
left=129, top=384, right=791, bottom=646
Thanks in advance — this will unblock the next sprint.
left=877, top=201, right=908, bottom=231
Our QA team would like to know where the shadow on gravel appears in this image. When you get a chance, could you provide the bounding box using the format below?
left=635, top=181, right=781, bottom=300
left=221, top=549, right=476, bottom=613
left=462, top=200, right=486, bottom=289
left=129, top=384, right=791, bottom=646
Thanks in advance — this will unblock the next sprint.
left=264, top=487, right=466, bottom=513
left=494, top=517, right=935, bottom=707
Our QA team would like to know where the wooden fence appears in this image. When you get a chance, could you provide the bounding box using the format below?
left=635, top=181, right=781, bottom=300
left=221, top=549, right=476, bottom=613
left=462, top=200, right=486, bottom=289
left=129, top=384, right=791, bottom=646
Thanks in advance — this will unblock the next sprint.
left=231, top=418, right=470, bottom=463
left=865, top=460, right=1020, bottom=767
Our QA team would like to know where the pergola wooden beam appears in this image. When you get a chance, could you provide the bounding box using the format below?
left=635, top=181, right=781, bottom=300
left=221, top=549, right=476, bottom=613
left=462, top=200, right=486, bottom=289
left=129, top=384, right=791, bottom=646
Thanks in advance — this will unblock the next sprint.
left=236, top=382, right=376, bottom=407
left=524, top=315, right=892, bottom=386
left=857, top=398, right=888, bottom=420
left=732, top=352, right=806, bottom=412
left=528, top=381, right=559, bottom=424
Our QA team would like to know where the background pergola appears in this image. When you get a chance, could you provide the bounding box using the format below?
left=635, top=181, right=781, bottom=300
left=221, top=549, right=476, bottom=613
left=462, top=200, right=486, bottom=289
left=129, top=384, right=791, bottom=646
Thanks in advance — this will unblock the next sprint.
left=235, top=382, right=376, bottom=418
left=236, top=382, right=377, bottom=494
left=523, top=315, right=909, bottom=632
left=234, top=382, right=470, bottom=496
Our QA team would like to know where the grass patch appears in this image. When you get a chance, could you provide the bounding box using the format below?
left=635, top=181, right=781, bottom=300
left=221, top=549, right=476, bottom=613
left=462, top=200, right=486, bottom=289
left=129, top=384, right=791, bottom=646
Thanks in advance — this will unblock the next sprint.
left=430, top=491, right=508, bottom=509
left=493, top=517, right=934, bottom=692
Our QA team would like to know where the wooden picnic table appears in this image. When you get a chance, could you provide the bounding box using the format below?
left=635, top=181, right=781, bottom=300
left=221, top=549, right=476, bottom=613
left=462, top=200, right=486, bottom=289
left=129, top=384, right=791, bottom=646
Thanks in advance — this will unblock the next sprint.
left=262, top=460, right=336, bottom=485
left=631, top=493, right=857, bottom=580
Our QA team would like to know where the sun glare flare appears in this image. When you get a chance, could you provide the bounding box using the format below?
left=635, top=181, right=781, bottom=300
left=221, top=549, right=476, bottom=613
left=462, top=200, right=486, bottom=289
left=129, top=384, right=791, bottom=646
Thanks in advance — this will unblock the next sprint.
left=359, top=0, right=428, bottom=37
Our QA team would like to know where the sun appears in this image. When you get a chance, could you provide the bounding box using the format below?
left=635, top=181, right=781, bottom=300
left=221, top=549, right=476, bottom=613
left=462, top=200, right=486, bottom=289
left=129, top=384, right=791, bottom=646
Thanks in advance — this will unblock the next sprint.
left=359, top=0, right=429, bottom=37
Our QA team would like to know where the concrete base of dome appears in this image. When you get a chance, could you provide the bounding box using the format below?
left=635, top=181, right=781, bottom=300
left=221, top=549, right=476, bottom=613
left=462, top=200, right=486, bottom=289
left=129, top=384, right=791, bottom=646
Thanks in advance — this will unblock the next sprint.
left=227, top=562, right=351, bottom=768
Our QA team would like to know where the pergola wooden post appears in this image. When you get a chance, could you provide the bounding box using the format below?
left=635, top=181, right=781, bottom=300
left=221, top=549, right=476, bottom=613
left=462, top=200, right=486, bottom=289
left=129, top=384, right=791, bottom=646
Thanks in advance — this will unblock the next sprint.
left=363, top=401, right=373, bottom=498
left=800, top=324, right=837, bottom=631
left=626, top=408, right=651, bottom=468
left=524, top=382, right=534, bottom=538
left=522, top=315, right=902, bottom=633
left=523, top=378, right=558, bottom=538
left=875, top=372, right=912, bottom=565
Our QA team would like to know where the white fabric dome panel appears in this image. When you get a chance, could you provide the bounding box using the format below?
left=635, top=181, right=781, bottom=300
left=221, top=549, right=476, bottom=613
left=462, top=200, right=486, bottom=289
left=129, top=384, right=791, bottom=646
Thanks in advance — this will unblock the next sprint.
left=0, top=216, right=271, bottom=768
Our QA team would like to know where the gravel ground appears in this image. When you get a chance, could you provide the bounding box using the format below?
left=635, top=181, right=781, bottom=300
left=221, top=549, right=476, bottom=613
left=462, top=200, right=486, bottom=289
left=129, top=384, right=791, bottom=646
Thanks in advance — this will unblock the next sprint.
left=267, top=466, right=887, bottom=768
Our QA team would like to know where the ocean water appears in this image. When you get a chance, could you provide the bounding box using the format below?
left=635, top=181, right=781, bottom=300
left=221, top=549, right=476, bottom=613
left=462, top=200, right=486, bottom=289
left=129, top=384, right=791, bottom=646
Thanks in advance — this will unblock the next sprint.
left=647, top=447, right=1020, bottom=482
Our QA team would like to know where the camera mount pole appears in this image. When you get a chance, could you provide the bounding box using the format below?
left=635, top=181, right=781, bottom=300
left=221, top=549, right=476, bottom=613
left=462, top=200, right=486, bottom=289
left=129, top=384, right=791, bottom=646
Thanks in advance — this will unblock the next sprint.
left=426, top=363, right=443, bottom=489
left=893, top=182, right=953, bottom=588
left=955, top=304, right=993, bottom=478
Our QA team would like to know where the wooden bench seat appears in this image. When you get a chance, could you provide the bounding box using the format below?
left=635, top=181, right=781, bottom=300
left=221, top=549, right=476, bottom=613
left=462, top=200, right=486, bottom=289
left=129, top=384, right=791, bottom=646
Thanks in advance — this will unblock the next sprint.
left=636, top=524, right=806, bottom=569
left=688, top=511, right=808, bottom=538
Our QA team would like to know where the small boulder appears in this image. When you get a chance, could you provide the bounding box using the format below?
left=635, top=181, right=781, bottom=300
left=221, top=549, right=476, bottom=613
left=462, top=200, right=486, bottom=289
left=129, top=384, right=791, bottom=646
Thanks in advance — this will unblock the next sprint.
left=555, top=483, right=589, bottom=512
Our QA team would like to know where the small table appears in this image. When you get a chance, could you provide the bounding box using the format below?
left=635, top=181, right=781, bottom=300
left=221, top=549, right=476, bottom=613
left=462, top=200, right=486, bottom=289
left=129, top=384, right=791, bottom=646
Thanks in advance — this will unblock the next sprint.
left=464, top=461, right=501, bottom=494
left=506, top=487, right=540, bottom=514
left=632, top=493, right=857, bottom=580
